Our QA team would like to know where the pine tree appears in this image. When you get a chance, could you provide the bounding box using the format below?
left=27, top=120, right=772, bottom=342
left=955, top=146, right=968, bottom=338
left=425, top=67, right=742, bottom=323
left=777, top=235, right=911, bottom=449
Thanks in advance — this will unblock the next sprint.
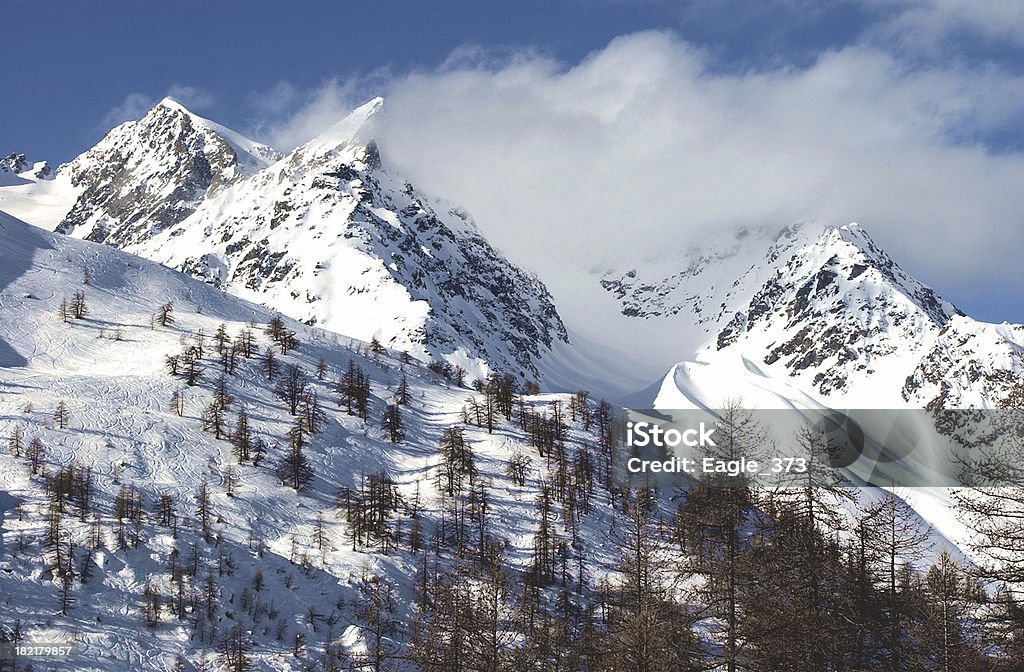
left=696, top=400, right=768, bottom=672
left=223, top=466, right=238, bottom=498
left=201, top=399, right=227, bottom=440
left=506, top=449, right=531, bottom=486
left=275, top=364, right=307, bottom=415
left=236, top=328, right=256, bottom=358
left=232, top=407, right=252, bottom=462
left=397, top=374, right=410, bottom=405
left=196, top=482, right=213, bottom=543
left=182, top=346, right=203, bottom=386
left=602, top=494, right=699, bottom=671
left=8, top=423, right=24, bottom=457
left=59, top=541, right=76, bottom=615
left=217, top=624, right=252, bottom=671
left=213, top=374, right=233, bottom=410
left=277, top=418, right=314, bottom=490
left=59, top=297, right=71, bottom=323
left=300, top=390, right=327, bottom=434
left=338, top=359, right=372, bottom=420
left=213, top=323, right=230, bottom=354
left=352, top=572, right=400, bottom=672
left=156, top=301, right=175, bottom=327
left=266, top=316, right=286, bottom=343
left=382, top=404, right=403, bottom=443
left=529, top=482, right=559, bottom=586
left=169, top=386, right=185, bottom=416
left=156, top=492, right=177, bottom=531
left=261, top=346, right=278, bottom=381
left=862, top=492, right=932, bottom=671
left=777, top=423, right=858, bottom=530
left=26, top=436, right=45, bottom=474
left=436, top=427, right=474, bottom=497
left=955, top=393, right=1024, bottom=587
left=911, top=549, right=984, bottom=672
left=70, top=290, right=88, bottom=319
left=53, top=400, right=70, bottom=429
left=142, top=583, right=161, bottom=628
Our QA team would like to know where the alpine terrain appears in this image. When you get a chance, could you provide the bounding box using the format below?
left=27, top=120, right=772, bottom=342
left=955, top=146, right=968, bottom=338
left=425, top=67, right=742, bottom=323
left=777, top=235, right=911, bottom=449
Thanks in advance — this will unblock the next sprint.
left=12, top=97, right=567, bottom=382
left=600, top=222, right=1024, bottom=411
left=2, top=97, right=1024, bottom=671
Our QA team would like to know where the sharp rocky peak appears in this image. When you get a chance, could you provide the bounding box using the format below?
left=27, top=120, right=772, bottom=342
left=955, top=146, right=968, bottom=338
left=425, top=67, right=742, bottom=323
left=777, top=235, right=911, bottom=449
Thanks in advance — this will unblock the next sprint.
left=0, top=152, right=51, bottom=184
left=53, top=97, right=279, bottom=245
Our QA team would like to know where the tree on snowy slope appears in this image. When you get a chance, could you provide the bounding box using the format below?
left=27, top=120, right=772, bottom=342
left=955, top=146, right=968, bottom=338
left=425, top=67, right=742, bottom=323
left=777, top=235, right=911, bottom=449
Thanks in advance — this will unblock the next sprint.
left=155, top=301, right=174, bottom=327
left=693, top=400, right=768, bottom=672
left=277, top=417, right=314, bottom=490
left=863, top=493, right=932, bottom=671
left=275, top=363, right=308, bottom=415
left=597, top=492, right=700, bottom=672
left=956, top=386, right=1024, bottom=587
left=906, top=550, right=987, bottom=672
left=382, top=403, right=403, bottom=443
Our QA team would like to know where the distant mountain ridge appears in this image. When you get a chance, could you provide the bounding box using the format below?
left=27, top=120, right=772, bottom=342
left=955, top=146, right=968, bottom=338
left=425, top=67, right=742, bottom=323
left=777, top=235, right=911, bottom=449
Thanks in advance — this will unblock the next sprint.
left=602, top=223, right=1024, bottom=409
left=0, top=152, right=51, bottom=186
left=2, top=97, right=1020, bottom=405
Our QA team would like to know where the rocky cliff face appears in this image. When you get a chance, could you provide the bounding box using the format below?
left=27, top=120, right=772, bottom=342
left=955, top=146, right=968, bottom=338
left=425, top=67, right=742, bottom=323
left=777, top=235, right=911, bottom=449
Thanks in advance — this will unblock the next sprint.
left=54, top=98, right=279, bottom=245
left=0, top=152, right=51, bottom=184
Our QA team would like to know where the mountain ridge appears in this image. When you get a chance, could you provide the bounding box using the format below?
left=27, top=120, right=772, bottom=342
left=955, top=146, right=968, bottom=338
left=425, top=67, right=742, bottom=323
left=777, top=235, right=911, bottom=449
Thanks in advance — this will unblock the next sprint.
left=18, top=98, right=568, bottom=379
left=602, top=222, right=1024, bottom=409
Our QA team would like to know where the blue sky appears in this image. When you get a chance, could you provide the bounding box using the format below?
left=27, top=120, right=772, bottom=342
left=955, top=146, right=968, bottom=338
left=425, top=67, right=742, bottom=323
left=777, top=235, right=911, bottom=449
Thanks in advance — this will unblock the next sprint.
left=3, top=1, right=1024, bottom=322
left=1, top=1, right=928, bottom=162
left=6, top=0, right=685, bottom=160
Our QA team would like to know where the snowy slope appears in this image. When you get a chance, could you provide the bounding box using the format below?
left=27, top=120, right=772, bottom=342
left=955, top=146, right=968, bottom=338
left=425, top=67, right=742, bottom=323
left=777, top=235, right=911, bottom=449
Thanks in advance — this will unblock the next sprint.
left=0, top=152, right=76, bottom=230
left=0, top=209, right=625, bottom=670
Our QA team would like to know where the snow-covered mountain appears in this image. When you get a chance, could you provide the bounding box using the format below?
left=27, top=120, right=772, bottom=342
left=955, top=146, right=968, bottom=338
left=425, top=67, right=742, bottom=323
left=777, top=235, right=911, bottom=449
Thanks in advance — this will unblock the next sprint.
left=0, top=152, right=52, bottom=186
left=601, top=222, right=1024, bottom=410
left=16, top=98, right=566, bottom=380
left=54, top=98, right=280, bottom=245
left=4, top=99, right=1020, bottom=669
left=3, top=96, right=1019, bottom=408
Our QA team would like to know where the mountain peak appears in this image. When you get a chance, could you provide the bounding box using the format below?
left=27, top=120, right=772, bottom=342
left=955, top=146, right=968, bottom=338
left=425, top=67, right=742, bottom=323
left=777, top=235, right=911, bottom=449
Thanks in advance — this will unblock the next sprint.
left=303, top=97, right=384, bottom=155
left=155, top=95, right=188, bottom=113
left=807, top=223, right=958, bottom=323
left=0, top=153, right=53, bottom=186
left=54, top=98, right=280, bottom=244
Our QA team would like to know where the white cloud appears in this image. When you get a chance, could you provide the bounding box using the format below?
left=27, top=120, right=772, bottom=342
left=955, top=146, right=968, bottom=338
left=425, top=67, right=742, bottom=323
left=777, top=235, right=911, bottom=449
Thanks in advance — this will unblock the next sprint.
left=368, top=31, right=1024, bottom=319
left=871, top=0, right=1024, bottom=50
left=165, top=84, right=215, bottom=111
left=100, top=92, right=154, bottom=128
